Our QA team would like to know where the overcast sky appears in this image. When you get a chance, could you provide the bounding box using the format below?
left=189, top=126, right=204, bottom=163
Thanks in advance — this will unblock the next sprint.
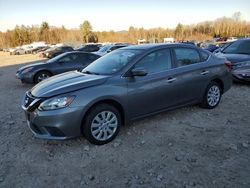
left=0, top=0, right=249, bottom=32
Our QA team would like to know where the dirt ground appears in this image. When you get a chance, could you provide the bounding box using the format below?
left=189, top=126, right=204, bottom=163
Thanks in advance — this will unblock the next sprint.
left=0, top=52, right=249, bottom=188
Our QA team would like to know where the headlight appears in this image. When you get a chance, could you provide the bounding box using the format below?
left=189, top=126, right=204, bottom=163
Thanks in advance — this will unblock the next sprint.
left=21, top=67, right=33, bottom=74
left=38, top=96, right=75, bottom=111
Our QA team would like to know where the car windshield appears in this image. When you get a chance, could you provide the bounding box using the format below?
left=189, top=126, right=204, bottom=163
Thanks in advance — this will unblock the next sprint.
left=98, top=45, right=111, bottom=52
left=75, top=45, right=85, bottom=50
left=82, top=49, right=142, bottom=75
left=222, top=40, right=250, bottom=54
left=47, top=53, right=68, bottom=63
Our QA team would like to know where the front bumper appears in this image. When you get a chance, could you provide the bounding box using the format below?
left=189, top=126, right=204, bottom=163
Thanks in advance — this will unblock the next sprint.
left=16, top=71, right=34, bottom=84
left=22, top=92, right=85, bottom=140
left=24, top=107, right=84, bottom=140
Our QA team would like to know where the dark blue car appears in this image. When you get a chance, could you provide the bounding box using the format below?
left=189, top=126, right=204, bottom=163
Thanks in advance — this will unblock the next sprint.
left=215, top=38, right=250, bottom=83
left=16, top=51, right=101, bottom=83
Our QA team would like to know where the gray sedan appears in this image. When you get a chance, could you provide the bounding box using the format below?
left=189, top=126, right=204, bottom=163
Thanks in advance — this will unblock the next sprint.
left=22, top=44, right=232, bottom=145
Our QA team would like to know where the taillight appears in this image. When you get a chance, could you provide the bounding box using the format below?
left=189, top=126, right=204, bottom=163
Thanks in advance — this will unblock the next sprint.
left=224, top=60, right=232, bottom=71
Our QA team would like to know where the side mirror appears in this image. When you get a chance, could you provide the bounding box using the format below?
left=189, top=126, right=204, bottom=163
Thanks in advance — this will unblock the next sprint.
left=107, top=50, right=112, bottom=53
left=131, top=67, right=148, bottom=77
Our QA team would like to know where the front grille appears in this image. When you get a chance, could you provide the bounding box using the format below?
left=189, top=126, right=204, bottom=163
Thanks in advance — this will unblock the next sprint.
left=23, top=91, right=42, bottom=111
left=30, top=123, right=42, bottom=134
left=45, top=127, right=65, bottom=137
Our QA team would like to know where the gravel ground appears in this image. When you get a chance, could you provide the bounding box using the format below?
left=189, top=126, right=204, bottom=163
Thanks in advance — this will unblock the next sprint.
left=0, top=52, right=250, bottom=188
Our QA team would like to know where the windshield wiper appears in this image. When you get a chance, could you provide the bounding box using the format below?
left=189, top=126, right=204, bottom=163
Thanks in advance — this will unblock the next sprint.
left=82, top=70, right=100, bottom=75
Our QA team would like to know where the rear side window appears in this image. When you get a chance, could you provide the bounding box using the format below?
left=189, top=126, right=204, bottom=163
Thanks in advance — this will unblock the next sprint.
left=200, top=50, right=209, bottom=62
left=134, top=49, right=172, bottom=74
left=174, top=48, right=200, bottom=66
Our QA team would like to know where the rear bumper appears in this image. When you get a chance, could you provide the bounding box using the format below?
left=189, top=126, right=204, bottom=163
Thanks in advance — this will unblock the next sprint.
left=222, top=72, right=232, bottom=93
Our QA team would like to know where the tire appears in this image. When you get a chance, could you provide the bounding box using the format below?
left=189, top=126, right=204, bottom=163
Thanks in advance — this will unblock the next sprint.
left=34, top=71, right=52, bottom=83
left=200, top=81, right=222, bottom=109
left=83, top=103, right=121, bottom=145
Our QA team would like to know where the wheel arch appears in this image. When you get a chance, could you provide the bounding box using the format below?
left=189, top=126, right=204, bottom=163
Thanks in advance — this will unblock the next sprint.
left=33, top=70, right=53, bottom=83
left=82, top=98, right=126, bottom=127
left=210, top=78, right=224, bottom=93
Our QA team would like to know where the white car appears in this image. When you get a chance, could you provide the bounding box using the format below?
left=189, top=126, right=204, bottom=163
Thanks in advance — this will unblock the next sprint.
left=14, top=48, right=26, bottom=55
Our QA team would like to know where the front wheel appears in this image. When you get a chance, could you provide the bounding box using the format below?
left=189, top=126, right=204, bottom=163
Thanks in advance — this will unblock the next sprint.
left=200, top=82, right=222, bottom=109
left=34, top=71, right=52, bottom=83
left=83, top=104, right=121, bottom=145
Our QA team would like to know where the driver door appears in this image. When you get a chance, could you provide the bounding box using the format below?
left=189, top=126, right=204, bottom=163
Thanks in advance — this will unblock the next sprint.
left=54, top=54, right=83, bottom=74
left=126, top=48, right=178, bottom=118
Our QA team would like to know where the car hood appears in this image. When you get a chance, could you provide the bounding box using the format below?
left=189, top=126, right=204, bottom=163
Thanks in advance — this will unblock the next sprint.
left=18, top=61, right=47, bottom=72
left=215, top=53, right=250, bottom=63
left=233, top=65, right=250, bottom=72
left=31, top=71, right=109, bottom=98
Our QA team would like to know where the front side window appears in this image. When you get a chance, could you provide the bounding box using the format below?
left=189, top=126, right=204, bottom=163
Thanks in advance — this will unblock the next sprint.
left=59, top=54, right=78, bottom=63
left=174, top=48, right=200, bottom=66
left=134, top=49, right=172, bottom=74
left=223, top=40, right=250, bottom=54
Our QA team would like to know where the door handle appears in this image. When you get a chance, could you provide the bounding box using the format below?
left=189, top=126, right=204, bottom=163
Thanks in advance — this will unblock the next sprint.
left=167, top=77, right=176, bottom=83
left=201, top=70, right=209, bottom=75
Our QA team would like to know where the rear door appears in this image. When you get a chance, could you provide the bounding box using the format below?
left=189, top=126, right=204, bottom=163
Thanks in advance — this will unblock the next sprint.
left=171, top=47, right=212, bottom=104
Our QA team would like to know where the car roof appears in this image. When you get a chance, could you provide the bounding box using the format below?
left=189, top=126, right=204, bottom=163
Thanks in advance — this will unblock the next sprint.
left=121, top=43, right=197, bottom=51
left=65, top=51, right=101, bottom=56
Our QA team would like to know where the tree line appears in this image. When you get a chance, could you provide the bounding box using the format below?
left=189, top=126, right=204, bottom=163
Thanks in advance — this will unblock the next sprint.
left=0, top=12, right=249, bottom=48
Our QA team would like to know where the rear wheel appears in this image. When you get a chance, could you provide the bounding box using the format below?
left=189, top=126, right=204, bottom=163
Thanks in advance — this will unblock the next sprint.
left=34, top=71, right=52, bottom=83
left=201, top=81, right=222, bottom=109
left=83, top=104, right=121, bottom=145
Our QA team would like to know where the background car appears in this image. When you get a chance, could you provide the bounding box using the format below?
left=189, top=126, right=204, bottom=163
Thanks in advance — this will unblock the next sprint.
left=204, top=44, right=219, bottom=52
left=25, top=46, right=48, bottom=54
left=32, top=46, right=50, bottom=54
left=46, top=46, right=74, bottom=58
left=75, top=44, right=100, bottom=52
left=13, top=48, right=26, bottom=55
left=16, top=51, right=100, bottom=83
left=213, top=42, right=233, bottom=54
left=215, top=38, right=250, bottom=83
left=38, top=46, right=56, bottom=58
left=93, top=44, right=129, bottom=56
left=21, top=44, right=232, bottom=145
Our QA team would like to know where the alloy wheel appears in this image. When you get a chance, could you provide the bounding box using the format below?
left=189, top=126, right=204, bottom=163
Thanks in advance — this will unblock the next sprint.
left=207, top=85, right=221, bottom=107
left=91, top=111, right=118, bottom=141
left=37, top=73, right=50, bottom=82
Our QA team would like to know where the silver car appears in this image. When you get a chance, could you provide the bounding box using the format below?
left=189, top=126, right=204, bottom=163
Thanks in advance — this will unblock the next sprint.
left=22, top=44, right=232, bottom=145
